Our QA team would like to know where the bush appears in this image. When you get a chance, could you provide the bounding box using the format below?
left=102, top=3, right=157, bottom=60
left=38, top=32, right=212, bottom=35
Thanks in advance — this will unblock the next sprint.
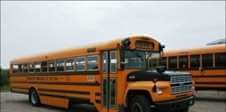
left=0, top=68, right=9, bottom=86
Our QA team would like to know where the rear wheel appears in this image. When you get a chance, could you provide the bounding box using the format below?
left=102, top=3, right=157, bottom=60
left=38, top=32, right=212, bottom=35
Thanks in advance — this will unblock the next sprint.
left=29, top=89, right=41, bottom=106
left=129, top=95, right=152, bottom=112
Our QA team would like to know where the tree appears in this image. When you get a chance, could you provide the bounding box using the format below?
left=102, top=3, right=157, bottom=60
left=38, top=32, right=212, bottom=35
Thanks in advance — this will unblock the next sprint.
left=0, top=67, right=9, bottom=86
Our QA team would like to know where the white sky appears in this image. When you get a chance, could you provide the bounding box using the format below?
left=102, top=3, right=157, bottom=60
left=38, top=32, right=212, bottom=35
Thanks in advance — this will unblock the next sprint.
left=1, top=1, right=225, bottom=68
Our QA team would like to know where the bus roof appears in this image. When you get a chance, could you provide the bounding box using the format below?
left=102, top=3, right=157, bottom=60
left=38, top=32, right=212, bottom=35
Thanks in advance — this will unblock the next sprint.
left=163, top=44, right=226, bottom=57
left=11, top=35, right=160, bottom=64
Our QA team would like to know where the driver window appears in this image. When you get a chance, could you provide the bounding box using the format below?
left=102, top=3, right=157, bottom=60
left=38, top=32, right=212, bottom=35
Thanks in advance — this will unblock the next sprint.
left=110, top=51, right=117, bottom=73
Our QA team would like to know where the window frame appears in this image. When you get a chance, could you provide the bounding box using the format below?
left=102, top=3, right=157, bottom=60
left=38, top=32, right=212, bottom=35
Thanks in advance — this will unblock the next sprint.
left=190, top=55, right=200, bottom=69
left=34, top=63, right=41, bottom=73
left=168, top=56, right=178, bottom=69
left=56, top=60, right=65, bottom=72
left=75, top=56, right=86, bottom=72
left=87, top=55, right=99, bottom=71
left=215, top=52, right=226, bottom=68
left=12, top=64, right=19, bottom=73
left=179, top=56, right=188, bottom=69
left=41, top=61, right=48, bottom=73
left=110, top=51, right=117, bottom=73
left=23, top=64, right=29, bottom=73
left=202, top=54, right=213, bottom=68
left=48, top=61, right=56, bottom=72
left=65, top=58, right=75, bottom=72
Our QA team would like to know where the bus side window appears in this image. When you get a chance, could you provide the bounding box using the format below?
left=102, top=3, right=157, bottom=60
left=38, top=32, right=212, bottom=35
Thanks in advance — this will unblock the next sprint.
left=110, top=51, right=117, bottom=73
left=48, top=61, right=56, bottom=72
left=65, top=59, right=75, bottom=72
left=215, top=53, right=226, bottom=68
left=179, top=56, right=188, bottom=69
left=202, top=54, right=213, bottom=68
left=76, top=57, right=86, bottom=71
left=160, top=57, right=167, bottom=67
left=190, top=55, right=200, bottom=69
left=18, top=64, right=22, bottom=72
left=56, top=60, right=65, bottom=72
left=168, top=57, right=177, bottom=70
left=23, top=64, right=28, bottom=73
left=41, top=62, right=48, bottom=72
left=29, top=64, right=34, bottom=73
left=12, top=64, right=19, bottom=73
left=87, top=55, right=98, bottom=71
left=34, top=63, right=41, bottom=72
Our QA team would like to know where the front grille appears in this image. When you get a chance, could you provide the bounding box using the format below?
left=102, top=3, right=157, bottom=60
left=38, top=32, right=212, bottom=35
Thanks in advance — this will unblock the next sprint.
left=170, top=75, right=192, bottom=94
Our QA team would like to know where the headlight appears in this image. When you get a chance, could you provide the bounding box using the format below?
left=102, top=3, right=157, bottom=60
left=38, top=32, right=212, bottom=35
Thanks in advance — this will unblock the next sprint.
left=156, top=84, right=163, bottom=95
left=153, top=83, right=163, bottom=95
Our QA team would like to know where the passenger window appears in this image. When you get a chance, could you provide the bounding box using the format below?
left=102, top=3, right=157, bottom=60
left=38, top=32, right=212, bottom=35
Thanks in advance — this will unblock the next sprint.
left=76, top=57, right=86, bottom=71
left=168, top=57, right=177, bottom=69
left=48, top=61, right=55, bottom=72
left=215, top=53, right=226, bottom=67
left=190, top=55, right=200, bottom=68
left=41, top=62, right=48, bottom=72
left=103, top=52, right=108, bottom=73
left=34, top=63, right=41, bottom=72
left=18, top=64, right=23, bottom=72
left=110, top=51, right=117, bottom=73
left=202, top=54, right=213, bottom=68
left=65, top=59, right=75, bottom=72
left=160, top=57, right=167, bottom=67
left=56, top=60, right=65, bottom=72
left=87, top=56, right=98, bottom=71
left=12, top=65, right=19, bottom=73
left=23, top=64, right=28, bottom=73
left=29, top=64, right=35, bottom=73
left=179, top=56, right=188, bottom=69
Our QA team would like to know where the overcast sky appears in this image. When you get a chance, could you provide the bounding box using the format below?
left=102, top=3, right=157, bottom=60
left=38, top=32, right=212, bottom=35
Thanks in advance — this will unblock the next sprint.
left=1, top=1, right=225, bottom=68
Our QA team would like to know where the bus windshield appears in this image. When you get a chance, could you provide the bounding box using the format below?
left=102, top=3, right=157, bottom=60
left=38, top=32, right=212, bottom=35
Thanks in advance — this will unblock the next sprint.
left=124, top=50, right=160, bottom=69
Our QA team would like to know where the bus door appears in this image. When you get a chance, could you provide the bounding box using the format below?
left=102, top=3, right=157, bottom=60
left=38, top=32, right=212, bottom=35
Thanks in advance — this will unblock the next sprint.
left=103, top=50, right=117, bottom=112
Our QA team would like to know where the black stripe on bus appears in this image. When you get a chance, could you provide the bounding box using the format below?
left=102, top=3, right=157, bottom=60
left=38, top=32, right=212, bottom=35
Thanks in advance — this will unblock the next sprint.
left=195, top=82, right=226, bottom=84
left=11, top=81, right=100, bottom=86
left=192, top=75, right=226, bottom=78
left=11, top=87, right=29, bottom=90
left=95, top=92, right=101, bottom=96
left=11, top=90, right=28, bottom=94
left=38, top=88, right=90, bottom=95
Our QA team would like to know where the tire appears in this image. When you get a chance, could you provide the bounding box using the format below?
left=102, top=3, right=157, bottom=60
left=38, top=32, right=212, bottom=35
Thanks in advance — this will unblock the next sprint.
left=129, top=95, right=152, bottom=112
left=29, top=89, right=41, bottom=106
left=181, top=108, right=189, bottom=112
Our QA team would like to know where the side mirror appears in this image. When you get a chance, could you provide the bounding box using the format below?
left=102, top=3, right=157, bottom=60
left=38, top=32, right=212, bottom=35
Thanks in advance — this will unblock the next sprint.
left=160, top=44, right=165, bottom=52
left=156, top=66, right=166, bottom=73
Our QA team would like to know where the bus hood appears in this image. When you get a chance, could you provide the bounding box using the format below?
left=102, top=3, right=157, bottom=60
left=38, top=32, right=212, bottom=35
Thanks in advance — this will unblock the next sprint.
left=127, top=70, right=191, bottom=82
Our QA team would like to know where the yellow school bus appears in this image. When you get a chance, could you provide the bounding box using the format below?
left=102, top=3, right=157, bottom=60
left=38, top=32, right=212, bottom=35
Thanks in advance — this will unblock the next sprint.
left=10, top=36, right=195, bottom=112
left=162, top=44, right=226, bottom=90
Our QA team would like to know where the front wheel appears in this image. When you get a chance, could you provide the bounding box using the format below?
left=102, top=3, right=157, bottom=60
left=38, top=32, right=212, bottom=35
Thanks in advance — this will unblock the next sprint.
left=180, top=108, right=190, bottom=112
left=129, top=95, right=152, bottom=112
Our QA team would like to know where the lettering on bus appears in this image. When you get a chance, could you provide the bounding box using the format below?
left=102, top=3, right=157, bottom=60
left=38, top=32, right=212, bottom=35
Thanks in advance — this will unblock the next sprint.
left=27, top=76, right=60, bottom=81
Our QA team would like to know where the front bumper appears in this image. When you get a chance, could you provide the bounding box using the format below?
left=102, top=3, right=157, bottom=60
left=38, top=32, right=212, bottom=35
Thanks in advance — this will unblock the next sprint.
left=150, top=96, right=195, bottom=112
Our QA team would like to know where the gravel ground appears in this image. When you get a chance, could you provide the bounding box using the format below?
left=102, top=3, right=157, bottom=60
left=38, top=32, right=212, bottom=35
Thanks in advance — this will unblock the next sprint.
left=1, top=91, right=226, bottom=112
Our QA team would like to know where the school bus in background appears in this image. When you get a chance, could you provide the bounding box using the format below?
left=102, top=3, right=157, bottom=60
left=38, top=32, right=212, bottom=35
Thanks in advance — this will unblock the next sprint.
left=10, top=36, right=195, bottom=112
left=162, top=44, right=226, bottom=90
